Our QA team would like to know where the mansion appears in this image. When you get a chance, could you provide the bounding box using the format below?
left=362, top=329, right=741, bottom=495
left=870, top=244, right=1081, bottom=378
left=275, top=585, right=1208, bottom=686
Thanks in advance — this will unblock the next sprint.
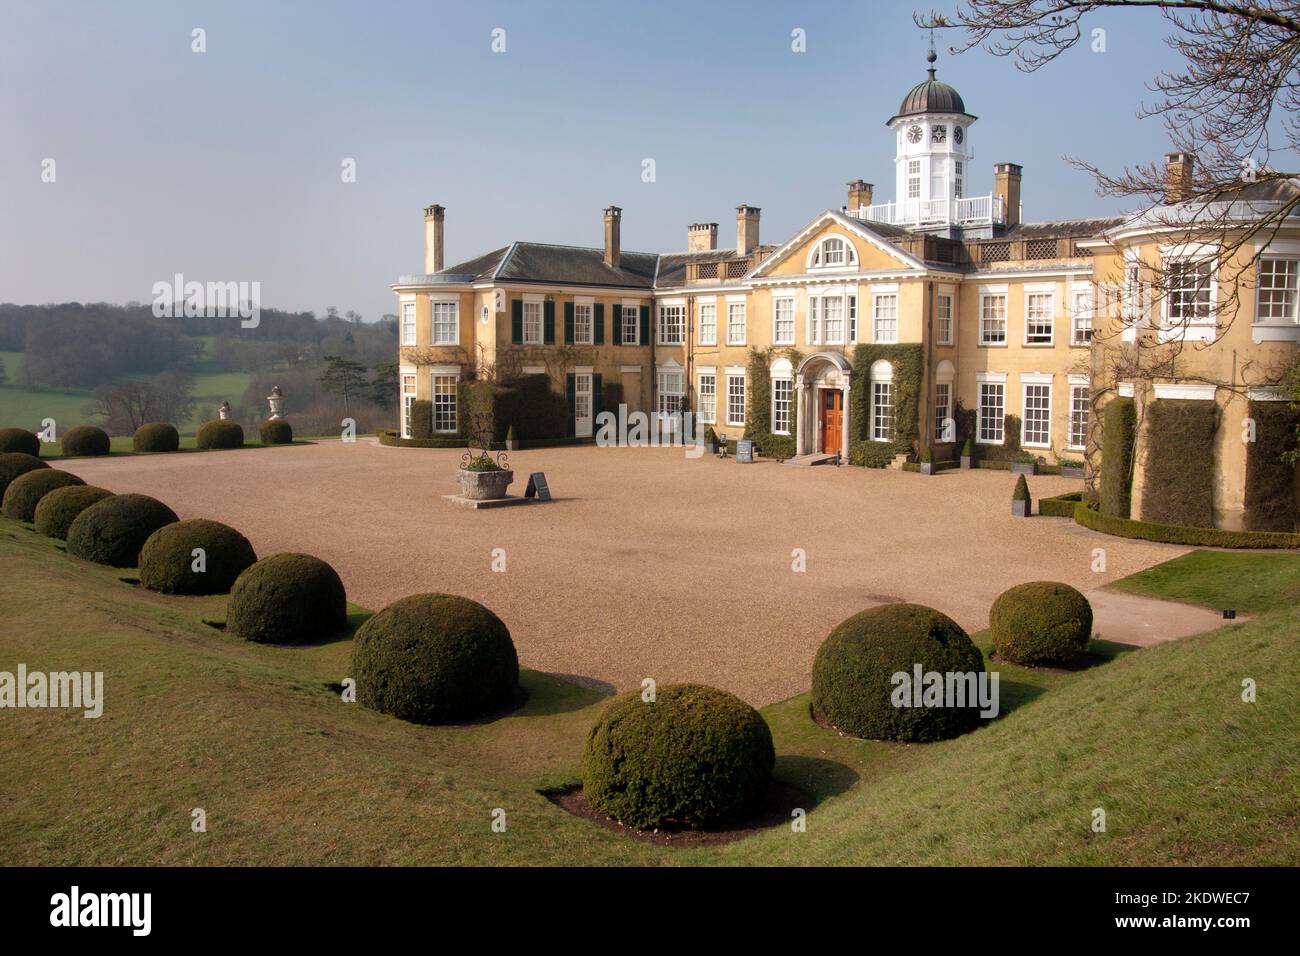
left=394, top=52, right=1300, bottom=531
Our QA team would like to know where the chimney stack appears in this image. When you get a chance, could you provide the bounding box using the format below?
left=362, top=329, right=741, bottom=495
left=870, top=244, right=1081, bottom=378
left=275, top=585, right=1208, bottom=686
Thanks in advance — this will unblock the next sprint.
left=603, top=205, right=622, bottom=268
left=847, top=180, right=873, bottom=213
left=1164, top=152, right=1195, bottom=204
left=993, top=164, right=1022, bottom=230
left=687, top=222, right=718, bottom=252
left=736, top=205, right=761, bottom=256
left=424, top=204, right=445, bottom=274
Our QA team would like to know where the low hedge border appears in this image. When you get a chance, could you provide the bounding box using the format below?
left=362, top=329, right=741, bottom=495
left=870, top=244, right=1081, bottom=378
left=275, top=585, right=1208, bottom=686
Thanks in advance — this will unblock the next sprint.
left=1074, top=503, right=1300, bottom=549
left=375, top=429, right=590, bottom=450
left=1039, top=491, right=1083, bottom=518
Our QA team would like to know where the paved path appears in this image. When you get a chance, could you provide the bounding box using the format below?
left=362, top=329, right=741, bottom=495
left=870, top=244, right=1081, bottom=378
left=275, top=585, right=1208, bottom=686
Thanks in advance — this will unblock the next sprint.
left=61, top=442, right=1220, bottom=705
left=1087, top=589, right=1227, bottom=647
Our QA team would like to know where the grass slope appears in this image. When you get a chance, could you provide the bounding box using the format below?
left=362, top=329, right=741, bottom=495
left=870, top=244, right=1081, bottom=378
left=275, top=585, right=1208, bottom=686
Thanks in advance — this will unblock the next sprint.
left=0, top=529, right=1295, bottom=866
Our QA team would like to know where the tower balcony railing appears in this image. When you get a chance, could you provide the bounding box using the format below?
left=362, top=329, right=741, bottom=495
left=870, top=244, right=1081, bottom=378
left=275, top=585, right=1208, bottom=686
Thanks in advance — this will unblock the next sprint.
left=848, top=193, right=1005, bottom=228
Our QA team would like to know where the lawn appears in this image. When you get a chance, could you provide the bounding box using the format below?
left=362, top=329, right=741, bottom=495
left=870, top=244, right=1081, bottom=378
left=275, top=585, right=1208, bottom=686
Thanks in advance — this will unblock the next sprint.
left=1, top=524, right=1294, bottom=866
left=1108, top=549, right=1300, bottom=614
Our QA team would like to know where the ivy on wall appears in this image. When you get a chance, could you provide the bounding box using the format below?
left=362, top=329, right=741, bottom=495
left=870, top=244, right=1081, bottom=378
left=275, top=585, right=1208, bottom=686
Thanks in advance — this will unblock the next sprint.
left=1099, top=397, right=1137, bottom=518
left=848, top=344, right=923, bottom=468
left=744, top=346, right=802, bottom=459
left=1244, top=400, right=1300, bottom=532
left=1140, top=400, right=1218, bottom=528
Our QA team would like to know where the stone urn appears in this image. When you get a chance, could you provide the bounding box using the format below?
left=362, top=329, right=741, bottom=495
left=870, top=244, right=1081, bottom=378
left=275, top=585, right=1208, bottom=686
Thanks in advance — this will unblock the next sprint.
left=458, top=468, right=514, bottom=500
left=267, top=385, right=284, bottom=420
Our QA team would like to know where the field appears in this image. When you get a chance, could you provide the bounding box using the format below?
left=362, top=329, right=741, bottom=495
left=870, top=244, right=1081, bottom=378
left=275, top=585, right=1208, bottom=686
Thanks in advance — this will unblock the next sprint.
left=1, top=512, right=1295, bottom=865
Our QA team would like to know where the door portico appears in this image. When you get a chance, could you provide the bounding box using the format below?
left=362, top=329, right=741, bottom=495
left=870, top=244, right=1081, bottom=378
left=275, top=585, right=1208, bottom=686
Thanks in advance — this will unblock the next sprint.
left=795, top=352, right=853, bottom=457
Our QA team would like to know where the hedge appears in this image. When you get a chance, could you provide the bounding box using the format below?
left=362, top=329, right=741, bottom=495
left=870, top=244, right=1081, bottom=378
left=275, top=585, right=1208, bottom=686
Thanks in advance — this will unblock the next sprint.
left=133, top=422, right=180, bottom=453
left=196, top=420, right=244, bottom=449
left=1140, top=400, right=1217, bottom=528
left=259, top=419, right=293, bottom=445
left=2, top=468, right=84, bottom=522
left=0, top=428, right=40, bottom=456
left=61, top=425, right=110, bottom=457
left=409, top=399, right=434, bottom=440
left=375, top=428, right=586, bottom=450
left=1099, top=397, right=1137, bottom=517
left=226, top=552, right=348, bottom=644
left=848, top=343, right=923, bottom=467
left=0, top=452, right=49, bottom=500
left=1074, top=503, right=1300, bottom=549
left=975, top=415, right=1022, bottom=464
left=138, top=518, right=258, bottom=595
left=33, top=485, right=114, bottom=539
left=1039, top=491, right=1083, bottom=518
left=1244, top=400, right=1299, bottom=532
left=990, top=581, right=1092, bottom=665
left=66, top=494, right=179, bottom=567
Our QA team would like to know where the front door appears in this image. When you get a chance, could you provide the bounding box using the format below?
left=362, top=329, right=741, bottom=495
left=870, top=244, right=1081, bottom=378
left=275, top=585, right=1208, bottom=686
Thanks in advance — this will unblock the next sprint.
left=574, top=372, right=593, bottom=438
left=820, top=389, right=842, bottom=455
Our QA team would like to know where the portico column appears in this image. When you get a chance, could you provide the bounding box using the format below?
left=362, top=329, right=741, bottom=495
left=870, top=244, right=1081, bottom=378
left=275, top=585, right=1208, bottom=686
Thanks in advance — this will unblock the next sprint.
left=840, top=384, right=851, bottom=459
left=794, top=376, right=806, bottom=455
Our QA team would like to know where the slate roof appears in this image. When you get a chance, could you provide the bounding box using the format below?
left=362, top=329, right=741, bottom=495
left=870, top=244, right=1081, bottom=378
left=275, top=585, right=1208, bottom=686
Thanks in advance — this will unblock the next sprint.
left=494, top=242, right=659, bottom=288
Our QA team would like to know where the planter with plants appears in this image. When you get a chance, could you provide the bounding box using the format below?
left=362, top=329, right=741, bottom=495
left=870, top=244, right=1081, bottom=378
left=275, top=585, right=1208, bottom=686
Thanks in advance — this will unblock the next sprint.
left=457, top=401, right=513, bottom=500
left=919, top=446, right=936, bottom=476
left=1058, top=458, right=1085, bottom=479
left=1011, top=473, right=1032, bottom=517
left=504, top=425, right=519, bottom=452
left=1010, top=453, right=1039, bottom=476
left=960, top=438, right=974, bottom=469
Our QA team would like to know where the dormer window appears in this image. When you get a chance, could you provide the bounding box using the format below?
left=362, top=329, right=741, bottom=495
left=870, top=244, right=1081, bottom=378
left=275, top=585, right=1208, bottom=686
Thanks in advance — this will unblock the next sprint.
left=809, top=235, right=857, bottom=270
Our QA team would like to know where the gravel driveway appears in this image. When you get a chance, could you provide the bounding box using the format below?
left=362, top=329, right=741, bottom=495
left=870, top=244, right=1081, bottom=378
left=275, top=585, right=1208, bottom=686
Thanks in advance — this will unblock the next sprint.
left=61, top=441, right=1207, bottom=706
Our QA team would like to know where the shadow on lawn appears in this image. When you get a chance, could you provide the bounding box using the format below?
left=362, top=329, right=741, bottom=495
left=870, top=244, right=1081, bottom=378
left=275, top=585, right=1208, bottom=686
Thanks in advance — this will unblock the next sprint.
left=773, top=754, right=859, bottom=805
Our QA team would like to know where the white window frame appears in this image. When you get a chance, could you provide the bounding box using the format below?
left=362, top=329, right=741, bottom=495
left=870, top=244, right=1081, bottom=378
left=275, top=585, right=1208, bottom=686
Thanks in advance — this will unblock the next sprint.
left=573, top=297, right=594, bottom=345
left=977, top=376, right=1006, bottom=444
left=1162, top=251, right=1217, bottom=328
left=772, top=377, right=793, bottom=435
left=1070, top=282, right=1094, bottom=346
left=772, top=297, right=795, bottom=345
left=697, top=370, right=716, bottom=425
left=657, top=301, right=685, bottom=346
left=698, top=299, right=717, bottom=346
left=726, top=299, right=747, bottom=346
left=934, top=382, right=951, bottom=440
left=870, top=360, right=894, bottom=442
left=872, top=289, right=899, bottom=344
left=1024, top=286, right=1054, bottom=346
left=979, top=288, right=1008, bottom=346
left=522, top=296, right=544, bottom=346
left=432, top=371, right=459, bottom=433
left=1068, top=378, right=1089, bottom=450
left=657, top=364, right=685, bottom=416
left=400, top=367, right=417, bottom=438
left=1255, top=256, right=1300, bottom=325
left=726, top=371, right=746, bottom=426
left=1021, top=376, right=1053, bottom=448
left=907, top=159, right=921, bottom=200
left=806, top=234, right=858, bottom=270
left=621, top=302, right=640, bottom=346
left=848, top=293, right=858, bottom=343
left=401, top=300, right=417, bottom=346
left=430, top=296, right=459, bottom=345
left=936, top=289, right=954, bottom=345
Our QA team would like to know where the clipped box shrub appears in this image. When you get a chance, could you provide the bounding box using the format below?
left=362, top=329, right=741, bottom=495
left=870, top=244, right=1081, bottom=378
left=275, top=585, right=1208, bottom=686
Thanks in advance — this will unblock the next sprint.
left=0, top=452, right=50, bottom=500
left=0, top=428, right=40, bottom=456
left=196, top=420, right=244, bottom=450
left=259, top=419, right=293, bottom=445
left=66, top=493, right=179, bottom=567
left=581, top=683, right=774, bottom=830
left=1140, top=400, right=1217, bottom=528
left=990, top=581, right=1093, bottom=666
left=139, top=518, right=257, bottom=595
left=61, top=425, right=111, bottom=457
left=133, top=422, right=180, bottom=453
left=1039, top=491, right=1083, bottom=518
left=33, top=485, right=114, bottom=539
left=408, top=400, right=434, bottom=441
left=1244, top=400, right=1299, bottom=532
left=1099, top=397, right=1137, bottom=517
left=812, top=603, right=985, bottom=742
left=2, top=468, right=84, bottom=522
left=226, top=552, right=347, bottom=644
left=352, top=593, right=518, bottom=723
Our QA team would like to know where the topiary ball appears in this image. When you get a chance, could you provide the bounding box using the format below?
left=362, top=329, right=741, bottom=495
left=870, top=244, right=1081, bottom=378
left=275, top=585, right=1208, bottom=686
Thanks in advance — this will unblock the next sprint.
left=259, top=419, right=293, bottom=445
left=226, top=552, right=347, bottom=644
left=138, top=518, right=258, bottom=595
left=812, top=603, right=987, bottom=742
left=2, top=468, right=85, bottom=522
left=0, top=452, right=50, bottom=501
left=196, top=420, right=244, bottom=450
left=133, top=422, right=180, bottom=453
left=33, top=485, right=114, bottom=539
left=351, top=593, right=518, bottom=724
left=61, top=425, right=111, bottom=457
left=0, top=428, right=40, bottom=456
left=581, top=683, right=775, bottom=830
left=66, top=493, right=179, bottom=567
left=990, top=581, right=1093, bottom=666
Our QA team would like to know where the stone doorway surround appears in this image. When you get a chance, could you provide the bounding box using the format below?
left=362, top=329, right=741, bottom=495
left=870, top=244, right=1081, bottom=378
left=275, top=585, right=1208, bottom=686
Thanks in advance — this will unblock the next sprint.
left=795, top=351, right=853, bottom=457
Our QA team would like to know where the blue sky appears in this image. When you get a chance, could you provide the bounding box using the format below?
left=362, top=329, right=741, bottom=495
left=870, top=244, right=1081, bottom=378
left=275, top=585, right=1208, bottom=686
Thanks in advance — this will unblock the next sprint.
left=2, top=0, right=1184, bottom=320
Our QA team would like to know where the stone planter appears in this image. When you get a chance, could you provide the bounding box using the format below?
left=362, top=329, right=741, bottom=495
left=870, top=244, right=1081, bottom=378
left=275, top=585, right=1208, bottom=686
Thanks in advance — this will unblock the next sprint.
left=960, top=455, right=973, bottom=469
left=919, top=462, right=936, bottom=476
left=1011, top=499, right=1032, bottom=518
left=504, top=440, right=519, bottom=452
left=457, top=468, right=514, bottom=501
left=1060, top=465, right=1085, bottom=479
left=1010, top=461, right=1038, bottom=476
left=704, top=442, right=716, bottom=455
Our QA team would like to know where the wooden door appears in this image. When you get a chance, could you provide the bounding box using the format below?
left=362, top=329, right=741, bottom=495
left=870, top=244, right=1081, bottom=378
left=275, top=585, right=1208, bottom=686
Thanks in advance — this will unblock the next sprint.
left=820, top=390, right=843, bottom=455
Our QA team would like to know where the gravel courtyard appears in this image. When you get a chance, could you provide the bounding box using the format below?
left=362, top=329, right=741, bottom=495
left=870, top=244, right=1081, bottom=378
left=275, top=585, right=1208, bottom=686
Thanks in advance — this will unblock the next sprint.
left=62, top=441, right=1217, bottom=706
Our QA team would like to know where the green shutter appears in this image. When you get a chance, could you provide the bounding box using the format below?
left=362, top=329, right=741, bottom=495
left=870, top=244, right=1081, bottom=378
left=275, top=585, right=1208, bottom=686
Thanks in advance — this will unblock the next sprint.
left=592, top=373, right=604, bottom=424
left=639, top=306, right=650, bottom=346
left=565, top=373, right=577, bottom=437
left=611, top=305, right=621, bottom=345
left=511, top=300, right=523, bottom=344
left=544, top=301, right=556, bottom=344
left=564, top=302, right=574, bottom=344
left=594, top=303, right=605, bottom=344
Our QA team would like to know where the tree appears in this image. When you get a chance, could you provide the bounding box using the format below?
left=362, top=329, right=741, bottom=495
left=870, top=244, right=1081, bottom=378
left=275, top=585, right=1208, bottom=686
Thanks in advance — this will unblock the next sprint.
left=318, top=355, right=369, bottom=417
left=88, top=373, right=194, bottom=435
left=0, top=355, right=7, bottom=386
left=1284, top=356, right=1300, bottom=465
left=918, top=1, right=1300, bottom=337
left=370, top=361, right=399, bottom=410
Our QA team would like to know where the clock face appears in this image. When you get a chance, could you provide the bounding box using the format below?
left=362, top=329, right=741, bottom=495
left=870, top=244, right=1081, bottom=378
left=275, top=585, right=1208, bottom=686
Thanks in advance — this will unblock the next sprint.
left=931, top=125, right=947, bottom=143
left=954, top=126, right=965, bottom=144
left=907, top=125, right=923, bottom=144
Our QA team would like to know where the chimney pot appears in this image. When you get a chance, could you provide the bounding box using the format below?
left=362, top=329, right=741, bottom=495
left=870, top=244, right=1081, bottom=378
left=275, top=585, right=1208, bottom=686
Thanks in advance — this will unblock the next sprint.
left=687, top=222, right=718, bottom=252
left=993, top=164, right=1023, bottom=230
left=424, top=204, right=445, bottom=273
left=736, top=205, right=761, bottom=256
left=847, top=179, right=874, bottom=213
left=603, top=205, right=622, bottom=269
left=1164, top=152, right=1195, bottom=204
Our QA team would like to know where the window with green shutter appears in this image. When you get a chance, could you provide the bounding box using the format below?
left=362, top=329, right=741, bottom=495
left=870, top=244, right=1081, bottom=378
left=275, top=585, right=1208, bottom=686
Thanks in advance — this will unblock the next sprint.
left=564, top=302, right=574, bottom=345
left=544, top=301, right=556, bottom=344
left=511, top=300, right=523, bottom=344
left=594, top=303, right=605, bottom=344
